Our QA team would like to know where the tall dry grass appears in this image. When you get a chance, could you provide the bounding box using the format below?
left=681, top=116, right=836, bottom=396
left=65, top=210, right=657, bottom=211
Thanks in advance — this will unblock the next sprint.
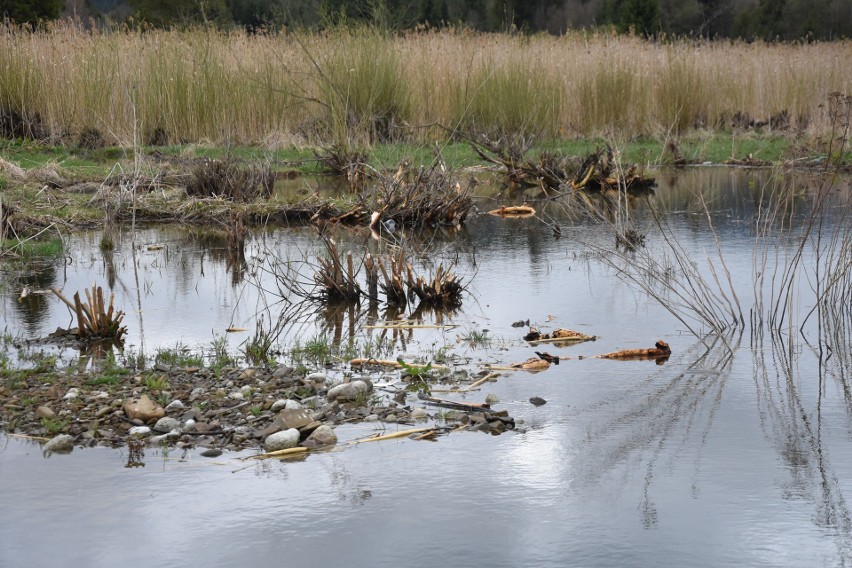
left=1, top=23, right=850, bottom=146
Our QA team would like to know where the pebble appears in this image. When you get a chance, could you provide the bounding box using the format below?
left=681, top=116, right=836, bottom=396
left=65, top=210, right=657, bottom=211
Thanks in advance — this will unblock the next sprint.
left=529, top=397, right=547, bottom=406
left=270, top=399, right=288, bottom=411
left=165, top=400, right=185, bottom=411
left=411, top=408, right=429, bottom=420
left=36, top=406, right=55, bottom=419
left=305, top=372, right=327, bottom=383
left=273, top=365, right=294, bottom=378
left=43, top=434, right=74, bottom=453
left=129, top=426, right=151, bottom=437
left=284, top=400, right=302, bottom=410
left=154, top=416, right=181, bottom=432
left=303, top=425, right=337, bottom=447
left=264, top=428, right=300, bottom=452
left=229, top=392, right=245, bottom=400
left=189, top=387, right=205, bottom=402
left=95, top=406, right=113, bottom=418
left=485, top=393, right=500, bottom=404
left=200, top=449, right=223, bottom=458
left=63, top=388, right=79, bottom=400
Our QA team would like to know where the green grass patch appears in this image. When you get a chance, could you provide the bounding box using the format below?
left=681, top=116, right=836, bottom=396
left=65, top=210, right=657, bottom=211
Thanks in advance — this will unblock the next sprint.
left=1, top=236, right=64, bottom=259
left=155, top=342, right=204, bottom=368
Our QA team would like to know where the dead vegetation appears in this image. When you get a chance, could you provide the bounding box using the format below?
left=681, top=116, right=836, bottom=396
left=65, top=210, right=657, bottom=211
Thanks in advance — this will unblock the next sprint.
left=186, top=158, right=273, bottom=202
left=468, top=135, right=657, bottom=196
left=313, top=144, right=370, bottom=192
left=358, top=163, right=475, bottom=230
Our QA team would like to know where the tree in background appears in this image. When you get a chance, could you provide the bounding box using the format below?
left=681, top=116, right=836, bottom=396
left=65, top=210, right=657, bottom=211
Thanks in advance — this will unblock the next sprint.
left=129, top=0, right=232, bottom=27
left=619, top=0, right=660, bottom=36
left=0, top=0, right=63, bottom=23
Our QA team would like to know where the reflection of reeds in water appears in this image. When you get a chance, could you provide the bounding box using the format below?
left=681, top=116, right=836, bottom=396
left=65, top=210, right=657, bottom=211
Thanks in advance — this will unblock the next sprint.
left=569, top=336, right=734, bottom=528
left=752, top=333, right=852, bottom=561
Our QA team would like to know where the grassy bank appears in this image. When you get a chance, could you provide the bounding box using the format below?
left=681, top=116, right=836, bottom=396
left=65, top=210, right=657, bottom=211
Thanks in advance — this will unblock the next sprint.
left=1, top=23, right=850, bottom=149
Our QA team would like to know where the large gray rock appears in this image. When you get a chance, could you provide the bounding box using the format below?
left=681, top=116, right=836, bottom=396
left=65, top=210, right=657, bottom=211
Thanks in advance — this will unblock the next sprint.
left=302, top=425, right=337, bottom=448
left=43, top=434, right=74, bottom=453
left=264, top=428, right=300, bottom=452
left=123, top=394, right=165, bottom=423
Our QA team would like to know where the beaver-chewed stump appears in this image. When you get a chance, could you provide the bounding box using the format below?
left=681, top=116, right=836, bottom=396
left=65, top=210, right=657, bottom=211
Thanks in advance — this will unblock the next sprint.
left=50, top=284, right=127, bottom=341
left=406, top=263, right=464, bottom=308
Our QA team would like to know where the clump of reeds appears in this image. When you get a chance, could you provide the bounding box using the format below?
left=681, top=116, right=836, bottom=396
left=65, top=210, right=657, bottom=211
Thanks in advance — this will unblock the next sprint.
left=314, top=238, right=362, bottom=302
left=50, top=284, right=127, bottom=341
left=186, top=158, right=273, bottom=202
left=304, top=236, right=468, bottom=309
left=0, top=105, right=47, bottom=140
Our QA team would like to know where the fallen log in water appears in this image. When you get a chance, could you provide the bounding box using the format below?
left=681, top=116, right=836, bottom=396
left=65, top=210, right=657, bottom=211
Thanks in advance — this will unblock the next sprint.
left=488, top=205, right=536, bottom=218
left=594, top=340, right=671, bottom=361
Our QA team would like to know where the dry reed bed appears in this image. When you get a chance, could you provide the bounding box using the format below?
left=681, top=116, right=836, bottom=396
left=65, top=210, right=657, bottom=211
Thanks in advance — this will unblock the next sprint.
left=1, top=24, right=851, bottom=146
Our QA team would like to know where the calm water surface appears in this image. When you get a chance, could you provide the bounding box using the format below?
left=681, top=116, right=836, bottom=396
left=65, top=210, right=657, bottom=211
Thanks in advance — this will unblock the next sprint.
left=1, top=167, right=851, bottom=567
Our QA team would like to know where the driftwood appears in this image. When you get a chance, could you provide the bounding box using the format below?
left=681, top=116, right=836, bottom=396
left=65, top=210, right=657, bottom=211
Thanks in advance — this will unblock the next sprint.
left=351, top=427, right=434, bottom=444
left=488, top=205, right=536, bottom=218
left=349, top=358, right=449, bottom=370
left=594, top=340, right=671, bottom=361
left=245, top=447, right=310, bottom=461
left=525, top=327, right=596, bottom=344
left=50, top=285, right=127, bottom=341
left=534, top=351, right=560, bottom=364
left=417, top=392, right=491, bottom=411
left=510, top=357, right=551, bottom=371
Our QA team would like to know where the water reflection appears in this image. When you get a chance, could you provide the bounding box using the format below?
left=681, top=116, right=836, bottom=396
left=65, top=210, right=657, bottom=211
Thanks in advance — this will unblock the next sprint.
left=753, top=332, right=852, bottom=564
left=568, top=335, right=735, bottom=527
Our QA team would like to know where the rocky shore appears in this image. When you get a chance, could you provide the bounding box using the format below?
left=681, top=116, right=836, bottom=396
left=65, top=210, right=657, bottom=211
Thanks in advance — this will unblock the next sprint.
left=0, top=362, right=516, bottom=456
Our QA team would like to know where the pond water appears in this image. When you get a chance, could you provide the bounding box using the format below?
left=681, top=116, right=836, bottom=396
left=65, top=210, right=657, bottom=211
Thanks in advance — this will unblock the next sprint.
left=1, top=167, right=851, bottom=567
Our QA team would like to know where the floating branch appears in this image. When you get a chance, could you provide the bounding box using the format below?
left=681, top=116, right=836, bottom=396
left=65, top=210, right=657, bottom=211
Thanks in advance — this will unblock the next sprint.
left=51, top=284, right=127, bottom=341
